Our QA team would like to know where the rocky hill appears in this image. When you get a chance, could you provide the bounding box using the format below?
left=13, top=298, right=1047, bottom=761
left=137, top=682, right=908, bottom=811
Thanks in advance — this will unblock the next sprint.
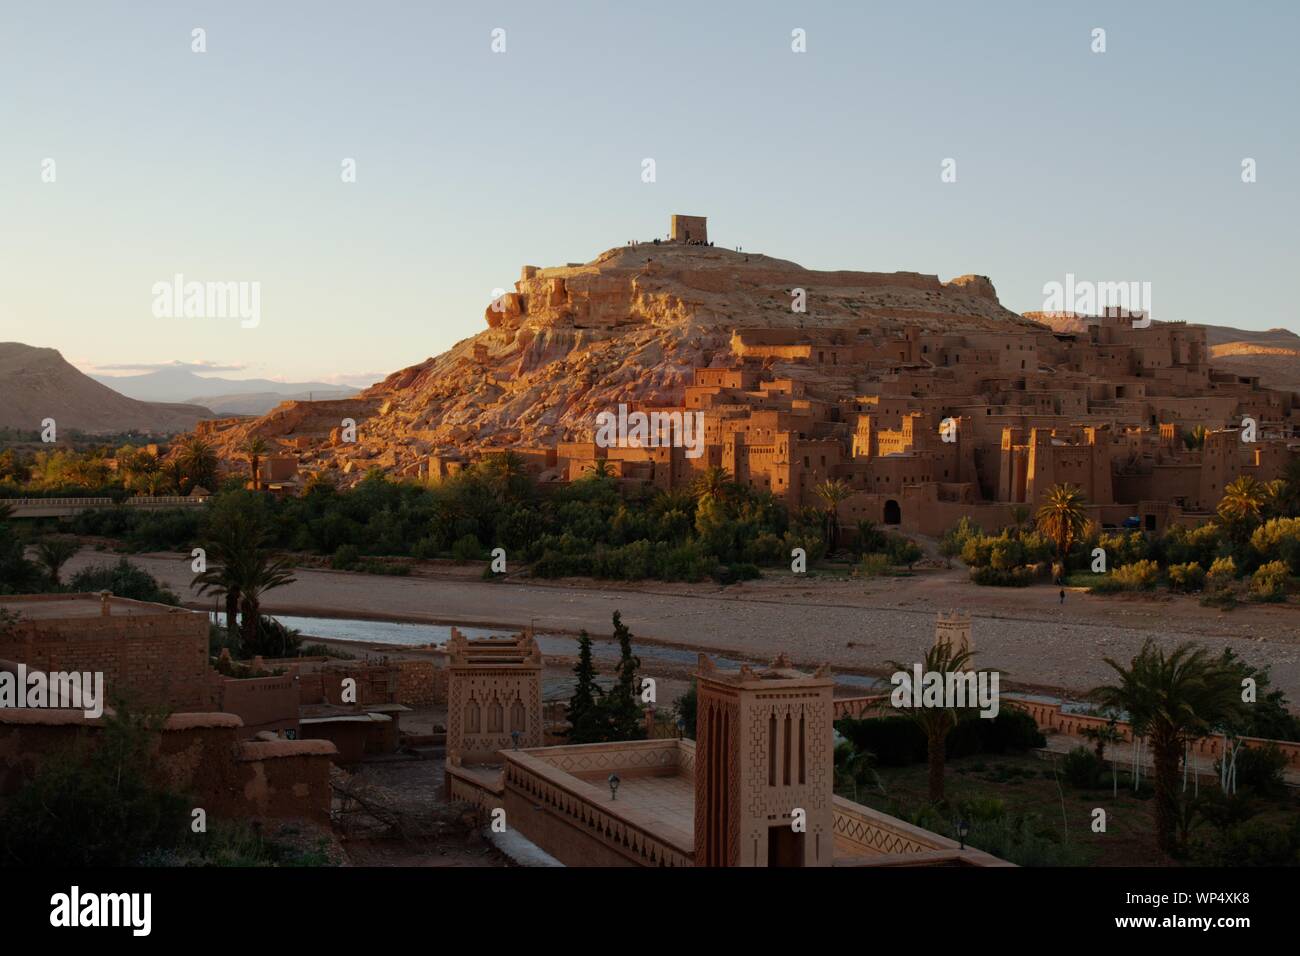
left=0, top=343, right=212, bottom=435
left=1025, top=312, right=1300, bottom=392
left=192, top=243, right=1045, bottom=478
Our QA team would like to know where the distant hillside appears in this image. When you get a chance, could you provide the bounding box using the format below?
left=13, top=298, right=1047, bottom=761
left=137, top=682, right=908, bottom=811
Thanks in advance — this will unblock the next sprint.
left=0, top=343, right=212, bottom=435
left=1203, top=325, right=1300, bottom=392
left=192, top=390, right=359, bottom=417
left=92, top=364, right=359, bottom=415
left=186, top=241, right=1044, bottom=480
left=1024, top=313, right=1300, bottom=393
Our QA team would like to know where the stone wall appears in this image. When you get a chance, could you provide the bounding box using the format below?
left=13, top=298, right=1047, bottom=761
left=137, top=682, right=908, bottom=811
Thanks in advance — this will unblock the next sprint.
left=395, top=659, right=446, bottom=707
left=0, top=595, right=210, bottom=711
left=0, top=710, right=336, bottom=825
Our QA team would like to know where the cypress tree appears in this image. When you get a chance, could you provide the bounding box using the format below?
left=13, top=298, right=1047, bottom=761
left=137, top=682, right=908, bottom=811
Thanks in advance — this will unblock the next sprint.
left=568, top=630, right=600, bottom=743
left=604, top=611, right=646, bottom=741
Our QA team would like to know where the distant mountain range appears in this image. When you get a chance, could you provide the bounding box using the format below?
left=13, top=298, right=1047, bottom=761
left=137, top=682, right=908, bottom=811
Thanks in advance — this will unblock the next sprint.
left=0, top=343, right=212, bottom=435
left=89, top=365, right=359, bottom=416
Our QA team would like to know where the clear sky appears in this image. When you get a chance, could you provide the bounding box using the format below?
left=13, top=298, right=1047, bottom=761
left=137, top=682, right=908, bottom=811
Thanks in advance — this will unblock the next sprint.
left=2, top=1, right=1296, bottom=387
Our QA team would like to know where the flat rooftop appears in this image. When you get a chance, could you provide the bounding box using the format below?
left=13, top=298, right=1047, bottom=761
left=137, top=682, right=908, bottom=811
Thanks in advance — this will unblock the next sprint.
left=575, top=768, right=694, bottom=836
left=0, top=593, right=182, bottom=620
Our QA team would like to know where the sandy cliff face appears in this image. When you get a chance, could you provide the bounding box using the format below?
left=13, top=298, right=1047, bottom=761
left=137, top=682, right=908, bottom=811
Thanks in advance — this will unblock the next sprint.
left=197, top=243, right=1042, bottom=478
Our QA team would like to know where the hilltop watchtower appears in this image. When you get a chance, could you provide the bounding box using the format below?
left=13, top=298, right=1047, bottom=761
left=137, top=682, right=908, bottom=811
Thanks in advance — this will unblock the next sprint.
left=670, top=214, right=708, bottom=244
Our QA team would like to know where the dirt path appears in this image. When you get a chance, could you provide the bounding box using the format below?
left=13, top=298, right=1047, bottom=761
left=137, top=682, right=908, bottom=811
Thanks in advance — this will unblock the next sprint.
left=64, top=550, right=1300, bottom=698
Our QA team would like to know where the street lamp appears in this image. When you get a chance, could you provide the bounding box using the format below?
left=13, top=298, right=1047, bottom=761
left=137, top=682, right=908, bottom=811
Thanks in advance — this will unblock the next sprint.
left=608, top=773, right=620, bottom=801
left=957, top=819, right=970, bottom=850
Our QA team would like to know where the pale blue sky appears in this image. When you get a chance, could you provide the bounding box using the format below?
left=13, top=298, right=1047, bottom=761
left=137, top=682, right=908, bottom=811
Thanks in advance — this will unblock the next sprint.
left=1, top=1, right=1296, bottom=386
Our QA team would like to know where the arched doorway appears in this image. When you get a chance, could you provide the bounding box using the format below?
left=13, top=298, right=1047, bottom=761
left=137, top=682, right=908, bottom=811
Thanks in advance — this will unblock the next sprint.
left=883, top=499, right=901, bottom=525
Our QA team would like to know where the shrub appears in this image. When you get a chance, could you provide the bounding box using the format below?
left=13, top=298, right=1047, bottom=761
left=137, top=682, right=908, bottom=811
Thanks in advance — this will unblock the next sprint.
left=858, top=553, right=892, bottom=577
left=1192, top=817, right=1300, bottom=867
left=1166, top=561, right=1204, bottom=593
left=410, top=536, right=442, bottom=560
left=1111, top=559, right=1160, bottom=591
left=835, top=716, right=927, bottom=767
left=837, top=710, right=1043, bottom=768
left=1225, top=744, right=1288, bottom=796
left=1250, top=517, right=1300, bottom=572
left=1060, top=746, right=1105, bottom=789
left=67, top=558, right=178, bottom=605
left=969, top=565, right=1035, bottom=587
left=0, top=704, right=190, bottom=865
left=1250, top=560, right=1289, bottom=602
left=956, top=796, right=1007, bottom=823
left=946, top=708, right=1046, bottom=757
left=330, top=543, right=360, bottom=570
left=710, top=562, right=761, bottom=585
left=450, top=534, right=483, bottom=563
left=658, top=542, right=709, bottom=582
left=884, top=534, right=923, bottom=568
left=1206, top=555, right=1238, bottom=591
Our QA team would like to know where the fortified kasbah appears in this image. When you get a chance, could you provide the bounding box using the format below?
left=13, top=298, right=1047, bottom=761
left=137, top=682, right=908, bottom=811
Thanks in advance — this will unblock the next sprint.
left=193, top=215, right=1297, bottom=537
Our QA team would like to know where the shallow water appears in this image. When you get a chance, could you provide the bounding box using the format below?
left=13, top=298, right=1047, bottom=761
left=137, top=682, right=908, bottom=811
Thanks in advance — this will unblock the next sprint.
left=241, top=613, right=888, bottom=690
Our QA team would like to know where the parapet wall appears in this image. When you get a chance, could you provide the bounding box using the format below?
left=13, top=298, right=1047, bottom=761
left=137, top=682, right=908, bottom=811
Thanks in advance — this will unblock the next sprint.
left=1005, top=698, right=1300, bottom=770
left=832, top=693, right=1300, bottom=772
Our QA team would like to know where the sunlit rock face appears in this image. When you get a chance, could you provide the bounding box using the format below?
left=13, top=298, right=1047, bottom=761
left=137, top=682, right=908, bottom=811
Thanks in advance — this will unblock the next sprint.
left=195, top=241, right=1039, bottom=481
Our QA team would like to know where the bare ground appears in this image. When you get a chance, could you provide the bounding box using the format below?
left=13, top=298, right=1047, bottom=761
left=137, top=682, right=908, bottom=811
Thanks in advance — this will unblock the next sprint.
left=63, top=550, right=1300, bottom=699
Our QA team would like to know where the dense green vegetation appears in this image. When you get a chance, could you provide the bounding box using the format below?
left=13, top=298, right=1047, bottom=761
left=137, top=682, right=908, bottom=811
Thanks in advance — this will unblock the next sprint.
left=0, top=436, right=222, bottom=498
left=947, top=467, right=1300, bottom=601
left=60, top=454, right=930, bottom=584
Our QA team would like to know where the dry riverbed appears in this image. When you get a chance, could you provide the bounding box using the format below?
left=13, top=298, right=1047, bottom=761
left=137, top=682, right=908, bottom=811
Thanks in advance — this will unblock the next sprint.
left=61, top=549, right=1300, bottom=698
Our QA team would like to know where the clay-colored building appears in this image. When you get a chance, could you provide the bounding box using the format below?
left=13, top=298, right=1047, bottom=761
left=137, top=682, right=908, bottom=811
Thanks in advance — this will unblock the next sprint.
left=447, top=652, right=1007, bottom=867
left=550, top=307, right=1298, bottom=537
left=445, top=627, right=544, bottom=767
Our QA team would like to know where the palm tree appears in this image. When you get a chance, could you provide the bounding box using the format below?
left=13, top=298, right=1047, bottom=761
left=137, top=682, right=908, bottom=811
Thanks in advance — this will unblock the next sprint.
left=651, top=488, right=694, bottom=515
left=34, top=537, right=79, bottom=587
left=233, top=551, right=297, bottom=652
left=1217, top=475, right=1266, bottom=537
left=887, top=638, right=978, bottom=803
left=1278, top=456, right=1300, bottom=517
left=1091, top=641, right=1246, bottom=856
left=1182, top=425, right=1207, bottom=451
left=478, top=450, right=531, bottom=501
left=140, top=470, right=171, bottom=497
left=588, top=459, right=614, bottom=481
left=690, top=466, right=733, bottom=503
left=177, top=437, right=219, bottom=493
left=1036, top=483, right=1089, bottom=563
left=193, top=509, right=263, bottom=633
left=242, top=435, right=269, bottom=491
left=813, top=478, right=853, bottom=553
